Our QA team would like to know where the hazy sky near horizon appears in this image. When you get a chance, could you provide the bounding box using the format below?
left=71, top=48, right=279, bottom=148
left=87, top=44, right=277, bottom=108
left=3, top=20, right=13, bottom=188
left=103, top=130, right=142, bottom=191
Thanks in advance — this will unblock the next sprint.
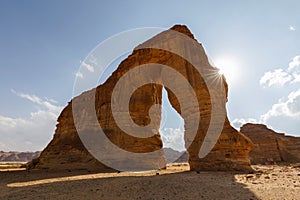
left=0, top=0, right=299, bottom=151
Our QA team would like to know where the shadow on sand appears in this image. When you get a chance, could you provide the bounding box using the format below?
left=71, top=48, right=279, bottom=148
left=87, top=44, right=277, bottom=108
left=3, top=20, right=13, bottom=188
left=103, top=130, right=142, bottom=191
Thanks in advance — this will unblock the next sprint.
left=0, top=165, right=259, bottom=200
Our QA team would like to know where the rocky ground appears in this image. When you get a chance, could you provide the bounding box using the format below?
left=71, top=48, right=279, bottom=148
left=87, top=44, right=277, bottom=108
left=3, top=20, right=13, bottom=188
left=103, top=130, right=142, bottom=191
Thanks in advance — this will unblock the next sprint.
left=0, top=163, right=299, bottom=200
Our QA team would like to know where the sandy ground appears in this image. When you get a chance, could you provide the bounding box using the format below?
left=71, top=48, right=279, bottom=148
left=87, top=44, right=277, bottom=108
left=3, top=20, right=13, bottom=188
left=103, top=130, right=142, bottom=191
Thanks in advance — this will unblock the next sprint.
left=0, top=163, right=299, bottom=200
left=0, top=162, right=26, bottom=171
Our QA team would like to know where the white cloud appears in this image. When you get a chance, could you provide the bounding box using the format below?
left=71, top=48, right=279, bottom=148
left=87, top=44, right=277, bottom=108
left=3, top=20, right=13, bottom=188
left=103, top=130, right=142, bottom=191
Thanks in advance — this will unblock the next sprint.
left=288, top=55, right=300, bottom=71
left=45, top=97, right=58, bottom=104
left=292, top=73, right=300, bottom=83
left=231, top=118, right=259, bottom=130
left=257, top=55, right=300, bottom=135
left=11, top=89, right=42, bottom=104
left=11, top=90, right=61, bottom=113
left=89, top=54, right=98, bottom=65
left=259, top=69, right=292, bottom=87
left=260, top=55, right=300, bottom=87
left=160, top=127, right=185, bottom=152
left=233, top=89, right=300, bottom=136
left=258, top=89, right=300, bottom=136
left=75, top=61, right=95, bottom=79
left=261, top=88, right=300, bottom=122
left=75, top=71, right=84, bottom=79
left=236, top=55, right=300, bottom=133
left=81, top=61, right=95, bottom=72
left=289, top=25, right=296, bottom=31
left=0, top=91, right=63, bottom=151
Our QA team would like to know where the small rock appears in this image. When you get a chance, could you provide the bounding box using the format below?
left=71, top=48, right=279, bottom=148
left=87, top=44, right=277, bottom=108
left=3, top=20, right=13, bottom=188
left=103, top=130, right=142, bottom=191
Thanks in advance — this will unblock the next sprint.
left=291, top=163, right=300, bottom=168
left=246, top=175, right=254, bottom=179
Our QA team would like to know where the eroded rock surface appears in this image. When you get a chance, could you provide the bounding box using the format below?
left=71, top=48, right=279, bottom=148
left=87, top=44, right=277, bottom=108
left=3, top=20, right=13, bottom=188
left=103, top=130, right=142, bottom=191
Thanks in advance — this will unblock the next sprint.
left=240, top=123, right=300, bottom=164
left=30, top=25, right=253, bottom=172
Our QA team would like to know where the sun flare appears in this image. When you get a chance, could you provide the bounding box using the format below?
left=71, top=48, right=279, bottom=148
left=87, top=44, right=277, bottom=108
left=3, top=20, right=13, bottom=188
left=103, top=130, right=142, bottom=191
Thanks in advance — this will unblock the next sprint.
left=212, top=56, right=239, bottom=84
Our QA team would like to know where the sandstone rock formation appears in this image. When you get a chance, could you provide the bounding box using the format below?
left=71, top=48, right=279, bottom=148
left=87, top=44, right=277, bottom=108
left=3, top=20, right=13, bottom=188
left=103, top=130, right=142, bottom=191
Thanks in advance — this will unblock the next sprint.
left=240, top=123, right=300, bottom=164
left=30, top=25, right=253, bottom=172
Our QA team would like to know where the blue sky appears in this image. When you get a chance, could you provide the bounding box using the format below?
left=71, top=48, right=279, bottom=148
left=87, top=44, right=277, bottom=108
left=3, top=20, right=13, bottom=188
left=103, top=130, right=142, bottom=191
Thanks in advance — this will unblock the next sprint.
left=0, top=1, right=299, bottom=151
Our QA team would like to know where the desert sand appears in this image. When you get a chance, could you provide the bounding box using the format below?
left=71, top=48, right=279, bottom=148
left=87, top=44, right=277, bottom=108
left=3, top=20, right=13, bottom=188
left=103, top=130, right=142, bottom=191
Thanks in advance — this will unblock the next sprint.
left=0, top=163, right=299, bottom=200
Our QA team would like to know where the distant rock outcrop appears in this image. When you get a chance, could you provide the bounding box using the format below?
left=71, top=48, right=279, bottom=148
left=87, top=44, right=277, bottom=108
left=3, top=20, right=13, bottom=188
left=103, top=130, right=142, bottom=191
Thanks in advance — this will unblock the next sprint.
left=163, top=148, right=190, bottom=163
left=240, top=123, right=300, bottom=164
left=163, top=148, right=186, bottom=163
left=176, top=151, right=189, bottom=163
left=0, top=151, right=40, bottom=162
left=30, top=25, right=253, bottom=172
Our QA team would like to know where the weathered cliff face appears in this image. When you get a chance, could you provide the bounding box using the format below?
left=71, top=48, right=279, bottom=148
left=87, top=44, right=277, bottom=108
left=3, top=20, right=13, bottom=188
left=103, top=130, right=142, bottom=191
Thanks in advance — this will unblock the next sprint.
left=240, top=123, right=300, bottom=164
left=31, top=25, right=253, bottom=172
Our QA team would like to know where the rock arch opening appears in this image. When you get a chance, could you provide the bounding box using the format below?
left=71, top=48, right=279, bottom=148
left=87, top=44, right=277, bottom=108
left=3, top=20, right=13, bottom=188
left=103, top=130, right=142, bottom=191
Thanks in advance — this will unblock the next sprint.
left=160, top=87, right=187, bottom=163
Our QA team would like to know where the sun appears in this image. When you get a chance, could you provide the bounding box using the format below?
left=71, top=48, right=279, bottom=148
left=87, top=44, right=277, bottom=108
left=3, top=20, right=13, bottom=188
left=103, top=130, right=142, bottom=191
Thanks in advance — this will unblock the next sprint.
left=212, top=56, right=239, bottom=85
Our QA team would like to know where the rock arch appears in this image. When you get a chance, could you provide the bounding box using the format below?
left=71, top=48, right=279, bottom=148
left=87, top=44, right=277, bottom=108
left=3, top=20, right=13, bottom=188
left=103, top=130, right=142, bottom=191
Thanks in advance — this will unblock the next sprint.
left=30, top=25, right=253, bottom=172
